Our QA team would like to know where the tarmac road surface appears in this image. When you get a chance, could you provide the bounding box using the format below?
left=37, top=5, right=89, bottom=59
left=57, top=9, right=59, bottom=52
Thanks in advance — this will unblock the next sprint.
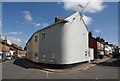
left=1, top=58, right=119, bottom=79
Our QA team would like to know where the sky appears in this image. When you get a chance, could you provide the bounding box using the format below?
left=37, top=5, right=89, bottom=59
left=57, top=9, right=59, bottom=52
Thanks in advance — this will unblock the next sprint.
left=2, top=1, right=118, bottom=48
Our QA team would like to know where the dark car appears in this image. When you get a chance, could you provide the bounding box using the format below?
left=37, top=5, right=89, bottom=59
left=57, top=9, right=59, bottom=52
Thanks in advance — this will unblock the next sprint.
left=113, top=48, right=120, bottom=58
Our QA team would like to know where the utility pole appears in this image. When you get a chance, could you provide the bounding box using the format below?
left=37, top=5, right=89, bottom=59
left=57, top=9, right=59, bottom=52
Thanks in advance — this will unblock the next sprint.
left=3, top=34, right=7, bottom=58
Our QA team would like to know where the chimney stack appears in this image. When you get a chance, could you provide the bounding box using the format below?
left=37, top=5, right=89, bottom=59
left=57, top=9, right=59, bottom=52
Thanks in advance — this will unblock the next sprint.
left=89, top=31, right=92, bottom=37
left=55, top=16, right=62, bottom=23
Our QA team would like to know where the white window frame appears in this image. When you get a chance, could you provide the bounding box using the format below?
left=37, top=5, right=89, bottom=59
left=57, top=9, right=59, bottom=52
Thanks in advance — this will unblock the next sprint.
left=34, top=53, right=38, bottom=60
left=41, top=51, right=46, bottom=61
left=50, top=52, right=55, bottom=62
left=35, top=35, right=38, bottom=42
left=41, top=32, right=46, bottom=40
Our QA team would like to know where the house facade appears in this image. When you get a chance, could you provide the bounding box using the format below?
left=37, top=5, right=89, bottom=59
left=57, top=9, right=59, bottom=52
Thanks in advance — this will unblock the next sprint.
left=17, top=47, right=26, bottom=58
left=1, top=40, right=10, bottom=55
left=26, top=12, right=91, bottom=64
left=89, top=32, right=97, bottom=59
left=89, top=32, right=107, bottom=59
left=105, top=42, right=113, bottom=56
left=0, top=36, right=26, bottom=61
left=96, top=37, right=105, bottom=58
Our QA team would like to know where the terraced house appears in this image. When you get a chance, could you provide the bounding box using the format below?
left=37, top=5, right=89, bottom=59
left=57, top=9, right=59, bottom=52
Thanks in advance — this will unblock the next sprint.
left=0, top=36, right=26, bottom=61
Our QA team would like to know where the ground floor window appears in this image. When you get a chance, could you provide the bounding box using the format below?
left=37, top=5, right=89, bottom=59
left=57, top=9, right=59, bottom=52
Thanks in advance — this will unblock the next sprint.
left=85, top=51, right=88, bottom=56
left=50, top=52, right=54, bottom=62
left=41, top=51, right=46, bottom=61
left=34, top=53, right=38, bottom=59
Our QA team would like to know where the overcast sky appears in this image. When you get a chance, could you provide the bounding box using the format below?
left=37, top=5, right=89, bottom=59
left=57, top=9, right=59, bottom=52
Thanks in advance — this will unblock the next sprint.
left=2, top=2, right=118, bottom=47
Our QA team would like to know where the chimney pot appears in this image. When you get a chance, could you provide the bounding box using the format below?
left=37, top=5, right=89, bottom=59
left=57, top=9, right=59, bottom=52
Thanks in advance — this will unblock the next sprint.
left=55, top=16, right=62, bottom=23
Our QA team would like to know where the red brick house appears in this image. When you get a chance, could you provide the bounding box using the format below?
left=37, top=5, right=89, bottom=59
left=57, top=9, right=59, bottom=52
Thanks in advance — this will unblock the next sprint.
left=96, top=37, right=105, bottom=58
left=89, top=32, right=105, bottom=59
left=0, top=38, right=26, bottom=59
left=17, top=46, right=26, bottom=58
left=0, top=40, right=10, bottom=53
left=10, top=44, right=26, bottom=58
left=89, top=32, right=98, bottom=59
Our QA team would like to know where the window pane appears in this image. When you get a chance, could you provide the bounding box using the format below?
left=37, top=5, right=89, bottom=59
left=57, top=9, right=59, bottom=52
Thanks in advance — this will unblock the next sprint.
left=35, top=36, right=38, bottom=42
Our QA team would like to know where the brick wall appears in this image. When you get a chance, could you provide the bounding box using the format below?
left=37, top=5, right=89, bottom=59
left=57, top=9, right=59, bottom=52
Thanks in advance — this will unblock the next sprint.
left=18, top=50, right=26, bottom=57
left=89, top=35, right=97, bottom=50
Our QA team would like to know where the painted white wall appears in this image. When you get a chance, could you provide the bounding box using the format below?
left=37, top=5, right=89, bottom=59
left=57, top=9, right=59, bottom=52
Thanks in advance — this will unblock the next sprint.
left=27, top=12, right=89, bottom=64
left=89, top=48, right=94, bottom=60
left=60, top=12, right=89, bottom=64
left=38, top=23, right=65, bottom=64
left=105, top=45, right=112, bottom=55
left=10, top=51, right=14, bottom=56
left=26, top=32, right=40, bottom=62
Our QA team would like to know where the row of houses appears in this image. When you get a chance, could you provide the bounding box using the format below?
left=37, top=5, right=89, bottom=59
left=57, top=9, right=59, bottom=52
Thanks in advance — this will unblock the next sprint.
left=0, top=36, right=26, bottom=61
left=25, top=12, right=119, bottom=65
left=89, top=32, right=117, bottom=59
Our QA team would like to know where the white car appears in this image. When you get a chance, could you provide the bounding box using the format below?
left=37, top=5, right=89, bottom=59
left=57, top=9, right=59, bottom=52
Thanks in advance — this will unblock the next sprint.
left=6, top=55, right=11, bottom=60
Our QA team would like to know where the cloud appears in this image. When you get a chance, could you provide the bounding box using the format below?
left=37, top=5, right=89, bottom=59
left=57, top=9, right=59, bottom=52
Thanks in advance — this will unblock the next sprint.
left=7, top=40, right=12, bottom=45
left=82, top=15, right=92, bottom=25
left=23, top=11, right=33, bottom=22
left=43, top=23, right=49, bottom=27
left=1, top=35, right=6, bottom=40
left=22, top=11, right=49, bottom=29
left=34, top=23, right=41, bottom=27
left=0, top=36, right=12, bottom=45
left=4, top=32, right=23, bottom=35
left=7, top=36, right=22, bottom=46
left=94, top=29, right=102, bottom=33
left=34, top=23, right=49, bottom=27
left=63, top=0, right=106, bottom=13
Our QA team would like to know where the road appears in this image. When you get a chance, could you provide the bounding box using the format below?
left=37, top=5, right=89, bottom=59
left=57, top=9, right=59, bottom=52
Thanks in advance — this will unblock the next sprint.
left=1, top=58, right=119, bottom=79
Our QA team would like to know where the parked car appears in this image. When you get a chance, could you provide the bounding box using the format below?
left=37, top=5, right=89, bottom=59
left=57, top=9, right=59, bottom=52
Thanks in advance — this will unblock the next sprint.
left=6, top=55, right=12, bottom=60
left=113, top=48, right=120, bottom=58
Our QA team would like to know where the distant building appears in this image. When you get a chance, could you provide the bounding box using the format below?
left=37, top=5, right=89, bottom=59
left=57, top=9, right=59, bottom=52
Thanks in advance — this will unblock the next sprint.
left=17, top=46, right=26, bottom=58
left=104, top=42, right=113, bottom=56
left=0, top=40, right=10, bottom=55
left=10, top=43, right=18, bottom=58
left=95, top=37, right=105, bottom=59
left=0, top=36, right=26, bottom=60
left=89, top=32, right=107, bottom=59
left=10, top=44, right=26, bottom=58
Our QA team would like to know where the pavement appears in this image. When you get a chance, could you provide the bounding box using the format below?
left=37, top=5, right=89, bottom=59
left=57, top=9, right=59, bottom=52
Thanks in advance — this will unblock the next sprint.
left=0, top=63, right=2, bottom=81
left=40, top=57, right=111, bottom=73
left=1, top=57, right=119, bottom=79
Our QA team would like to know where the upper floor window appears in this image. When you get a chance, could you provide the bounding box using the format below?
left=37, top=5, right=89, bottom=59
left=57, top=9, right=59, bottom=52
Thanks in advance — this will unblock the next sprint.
left=41, top=33, right=46, bottom=40
left=35, top=36, right=38, bottom=42
left=105, top=45, right=108, bottom=48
